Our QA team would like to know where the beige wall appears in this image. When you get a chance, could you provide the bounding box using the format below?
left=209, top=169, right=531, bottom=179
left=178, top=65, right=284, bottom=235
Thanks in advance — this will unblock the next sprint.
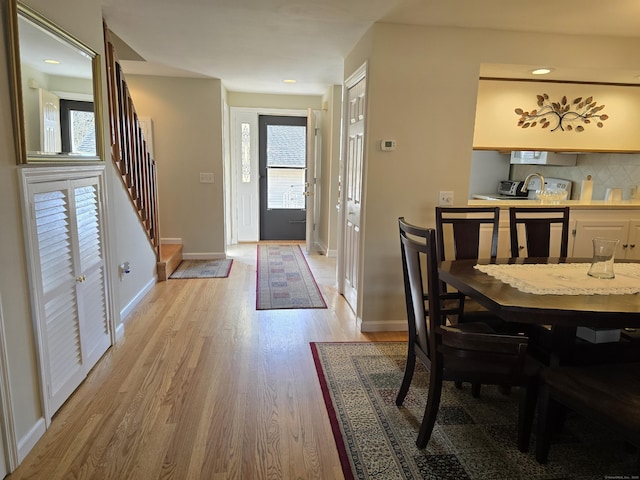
left=346, top=23, right=640, bottom=330
left=126, top=75, right=226, bottom=257
left=227, top=92, right=322, bottom=110
left=318, top=85, right=342, bottom=255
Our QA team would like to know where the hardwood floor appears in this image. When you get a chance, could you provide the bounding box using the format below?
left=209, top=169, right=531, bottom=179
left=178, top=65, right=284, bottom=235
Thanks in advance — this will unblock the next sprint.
left=8, top=243, right=406, bottom=479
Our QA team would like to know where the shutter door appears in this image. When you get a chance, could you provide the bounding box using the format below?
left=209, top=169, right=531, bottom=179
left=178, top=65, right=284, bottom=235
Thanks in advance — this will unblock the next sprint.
left=30, top=184, right=85, bottom=415
left=73, top=179, right=110, bottom=367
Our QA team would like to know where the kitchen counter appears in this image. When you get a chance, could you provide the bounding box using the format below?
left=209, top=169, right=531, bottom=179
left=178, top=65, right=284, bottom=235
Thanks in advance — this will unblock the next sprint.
left=468, top=199, right=640, bottom=210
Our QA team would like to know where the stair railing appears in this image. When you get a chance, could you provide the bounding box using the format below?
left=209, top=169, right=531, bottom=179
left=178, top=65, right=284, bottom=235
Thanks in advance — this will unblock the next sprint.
left=103, top=24, right=160, bottom=261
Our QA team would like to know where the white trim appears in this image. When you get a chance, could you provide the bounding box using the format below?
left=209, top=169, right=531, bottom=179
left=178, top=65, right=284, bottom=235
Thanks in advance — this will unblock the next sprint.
left=0, top=296, right=18, bottom=471
left=182, top=252, right=226, bottom=260
left=115, top=322, right=125, bottom=342
left=160, top=237, right=183, bottom=245
left=359, top=320, right=407, bottom=333
left=17, top=418, right=46, bottom=464
left=119, top=277, right=156, bottom=323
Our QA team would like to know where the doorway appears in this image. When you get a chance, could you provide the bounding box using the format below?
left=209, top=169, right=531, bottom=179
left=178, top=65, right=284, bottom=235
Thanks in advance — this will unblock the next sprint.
left=259, top=115, right=307, bottom=240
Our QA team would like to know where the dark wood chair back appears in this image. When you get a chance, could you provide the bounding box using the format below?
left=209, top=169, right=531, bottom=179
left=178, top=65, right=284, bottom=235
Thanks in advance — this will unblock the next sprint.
left=397, top=217, right=538, bottom=451
left=509, top=206, right=570, bottom=258
left=435, top=206, right=500, bottom=261
left=398, top=217, right=446, bottom=368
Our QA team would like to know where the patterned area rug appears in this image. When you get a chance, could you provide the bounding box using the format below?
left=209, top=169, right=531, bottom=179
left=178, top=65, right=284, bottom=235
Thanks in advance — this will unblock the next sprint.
left=169, top=259, right=233, bottom=279
left=256, top=244, right=326, bottom=310
left=311, top=342, right=637, bottom=480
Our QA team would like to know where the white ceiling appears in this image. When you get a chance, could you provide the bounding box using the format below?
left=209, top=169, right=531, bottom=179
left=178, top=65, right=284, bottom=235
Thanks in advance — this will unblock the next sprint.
left=100, top=0, right=640, bottom=95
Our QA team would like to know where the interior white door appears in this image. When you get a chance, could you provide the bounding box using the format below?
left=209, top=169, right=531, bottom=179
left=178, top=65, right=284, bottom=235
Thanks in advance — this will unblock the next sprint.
left=39, top=88, right=61, bottom=154
left=305, top=109, right=317, bottom=252
left=29, top=181, right=85, bottom=417
left=73, top=178, right=110, bottom=368
left=342, top=72, right=366, bottom=312
left=25, top=171, right=111, bottom=420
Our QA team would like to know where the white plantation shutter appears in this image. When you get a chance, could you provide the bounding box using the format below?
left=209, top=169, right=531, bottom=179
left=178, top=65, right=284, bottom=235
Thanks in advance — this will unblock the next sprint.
left=73, top=180, right=109, bottom=367
left=31, top=185, right=85, bottom=415
left=23, top=168, right=111, bottom=421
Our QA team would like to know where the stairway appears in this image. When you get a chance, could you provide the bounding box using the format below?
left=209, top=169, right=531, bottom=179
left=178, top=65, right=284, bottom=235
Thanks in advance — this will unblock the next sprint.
left=157, top=244, right=183, bottom=281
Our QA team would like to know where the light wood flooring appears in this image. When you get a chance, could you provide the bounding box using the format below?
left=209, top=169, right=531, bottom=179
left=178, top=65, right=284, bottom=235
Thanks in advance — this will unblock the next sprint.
left=8, top=243, right=406, bottom=480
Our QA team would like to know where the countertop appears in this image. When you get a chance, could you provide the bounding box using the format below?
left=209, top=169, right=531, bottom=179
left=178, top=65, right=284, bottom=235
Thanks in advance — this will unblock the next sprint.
left=467, top=199, right=640, bottom=210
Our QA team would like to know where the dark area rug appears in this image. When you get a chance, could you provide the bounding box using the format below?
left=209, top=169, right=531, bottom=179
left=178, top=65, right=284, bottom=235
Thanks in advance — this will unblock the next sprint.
left=311, top=341, right=638, bottom=480
left=169, top=259, right=233, bottom=279
left=256, top=244, right=326, bottom=310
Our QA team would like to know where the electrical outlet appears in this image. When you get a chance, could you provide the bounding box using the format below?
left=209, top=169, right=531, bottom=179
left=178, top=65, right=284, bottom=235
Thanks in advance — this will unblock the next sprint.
left=199, top=172, right=214, bottom=184
left=439, top=191, right=454, bottom=206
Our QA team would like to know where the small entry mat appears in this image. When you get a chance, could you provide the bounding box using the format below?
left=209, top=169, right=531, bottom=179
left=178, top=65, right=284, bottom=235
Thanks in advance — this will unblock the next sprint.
left=169, top=259, right=233, bottom=279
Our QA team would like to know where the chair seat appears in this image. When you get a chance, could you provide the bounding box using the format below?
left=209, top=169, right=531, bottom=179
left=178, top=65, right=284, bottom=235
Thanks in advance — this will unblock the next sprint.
left=445, top=298, right=507, bottom=329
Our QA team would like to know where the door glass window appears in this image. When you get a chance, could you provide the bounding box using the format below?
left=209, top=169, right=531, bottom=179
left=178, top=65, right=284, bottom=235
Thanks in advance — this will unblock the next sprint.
left=266, top=125, right=305, bottom=209
left=241, top=122, right=251, bottom=183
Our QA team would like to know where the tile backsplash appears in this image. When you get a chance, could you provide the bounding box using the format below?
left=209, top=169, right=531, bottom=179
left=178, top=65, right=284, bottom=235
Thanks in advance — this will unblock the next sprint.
left=511, top=153, right=640, bottom=200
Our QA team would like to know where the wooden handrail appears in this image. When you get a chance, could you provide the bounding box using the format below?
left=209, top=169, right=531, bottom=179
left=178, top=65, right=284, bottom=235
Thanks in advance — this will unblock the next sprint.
left=104, top=24, right=160, bottom=261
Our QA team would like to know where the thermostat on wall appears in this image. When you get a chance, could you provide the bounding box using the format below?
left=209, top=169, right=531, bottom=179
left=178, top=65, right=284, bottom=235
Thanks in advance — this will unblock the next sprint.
left=380, top=139, right=396, bottom=151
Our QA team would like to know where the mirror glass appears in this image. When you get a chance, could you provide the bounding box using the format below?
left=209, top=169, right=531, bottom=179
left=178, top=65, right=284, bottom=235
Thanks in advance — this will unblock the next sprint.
left=8, top=2, right=103, bottom=163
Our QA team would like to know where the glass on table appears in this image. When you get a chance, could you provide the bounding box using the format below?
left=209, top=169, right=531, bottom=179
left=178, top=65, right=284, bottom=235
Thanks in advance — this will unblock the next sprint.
left=587, top=237, right=620, bottom=279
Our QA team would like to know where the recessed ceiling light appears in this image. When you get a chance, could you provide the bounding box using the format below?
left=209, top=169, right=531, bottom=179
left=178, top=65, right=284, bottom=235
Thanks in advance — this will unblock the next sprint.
left=531, top=68, right=553, bottom=75
left=43, top=59, right=60, bottom=64
left=283, top=79, right=297, bottom=84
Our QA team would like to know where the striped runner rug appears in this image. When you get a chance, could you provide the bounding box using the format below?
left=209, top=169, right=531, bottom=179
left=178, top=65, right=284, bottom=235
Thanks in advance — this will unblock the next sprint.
left=256, top=244, right=327, bottom=310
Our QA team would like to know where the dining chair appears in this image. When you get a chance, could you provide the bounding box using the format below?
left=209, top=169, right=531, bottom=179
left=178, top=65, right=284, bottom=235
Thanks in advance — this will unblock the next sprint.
left=435, top=206, right=501, bottom=261
left=509, top=206, right=571, bottom=362
left=535, top=363, right=640, bottom=471
left=435, top=206, right=505, bottom=328
left=509, top=206, right=570, bottom=258
left=396, top=217, right=539, bottom=451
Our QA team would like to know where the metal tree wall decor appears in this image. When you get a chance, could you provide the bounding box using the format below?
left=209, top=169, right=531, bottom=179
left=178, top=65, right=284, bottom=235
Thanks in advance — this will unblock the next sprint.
left=515, top=94, right=609, bottom=132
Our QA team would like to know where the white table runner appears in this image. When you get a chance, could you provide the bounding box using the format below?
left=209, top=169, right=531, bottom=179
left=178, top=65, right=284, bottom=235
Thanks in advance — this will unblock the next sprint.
left=474, top=263, right=640, bottom=295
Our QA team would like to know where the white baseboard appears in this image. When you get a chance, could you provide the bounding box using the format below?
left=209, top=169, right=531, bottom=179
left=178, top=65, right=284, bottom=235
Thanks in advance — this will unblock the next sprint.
left=17, top=418, right=46, bottom=464
left=316, top=239, right=337, bottom=257
left=360, top=319, right=408, bottom=332
left=120, top=277, right=157, bottom=322
left=160, top=238, right=183, bottom=245
left=183, top=252, right=226, bottom=260
left=114, top=322, right=125, bottom=342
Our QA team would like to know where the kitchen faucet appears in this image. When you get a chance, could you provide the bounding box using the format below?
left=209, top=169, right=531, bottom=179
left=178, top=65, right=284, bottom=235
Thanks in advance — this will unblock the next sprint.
left=521, top=172, right=545, bottom=194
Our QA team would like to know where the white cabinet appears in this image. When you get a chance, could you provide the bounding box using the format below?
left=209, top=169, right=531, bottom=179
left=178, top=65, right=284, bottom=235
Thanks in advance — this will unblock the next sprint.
left=571, top=217, right=640, bottom=260
left=21, top=166, right=111, bottom=422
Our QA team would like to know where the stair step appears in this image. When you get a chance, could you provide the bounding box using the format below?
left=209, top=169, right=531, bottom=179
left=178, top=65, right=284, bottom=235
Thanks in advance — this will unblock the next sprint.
left=157, top=244, right=183, bottom=282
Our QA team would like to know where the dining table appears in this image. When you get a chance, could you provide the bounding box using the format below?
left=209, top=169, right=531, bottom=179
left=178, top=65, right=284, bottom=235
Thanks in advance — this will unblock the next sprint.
left=438, top=257, right=640, bottom=366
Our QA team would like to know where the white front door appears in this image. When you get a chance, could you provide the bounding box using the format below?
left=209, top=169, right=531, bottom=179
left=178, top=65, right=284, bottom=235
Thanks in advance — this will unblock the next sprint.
left=229, top=108, right=309, bottom=243
left=341, top=66, right=367, bottom=313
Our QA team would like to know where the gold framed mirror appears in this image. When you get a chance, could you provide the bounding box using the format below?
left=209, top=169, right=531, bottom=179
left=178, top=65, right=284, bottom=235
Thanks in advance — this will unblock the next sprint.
left=7, top=1, right=104, bottom=164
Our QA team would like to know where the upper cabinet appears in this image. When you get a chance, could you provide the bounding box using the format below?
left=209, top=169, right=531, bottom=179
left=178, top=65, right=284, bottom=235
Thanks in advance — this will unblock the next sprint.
left=473, top=79, right=640, bottom=153
left=6, top=1, right=104, bottom=163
